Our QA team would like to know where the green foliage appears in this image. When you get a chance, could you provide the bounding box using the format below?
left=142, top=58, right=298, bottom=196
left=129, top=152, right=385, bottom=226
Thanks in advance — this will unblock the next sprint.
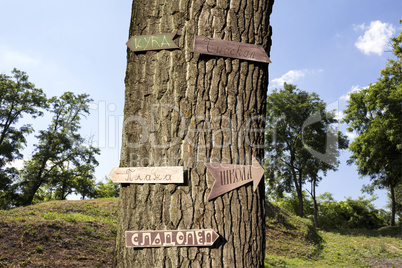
left=269, top=191, right=314, bottom=218
left=272, top=192, right=388, bottom=230
left=265, top=83, right=348, bottom=217
left=17, top=92, right=100, bottom=206
left=344, top=24, right=402, bottom=226
left=0, top=69, right=47, bottom=165
left=0, top=69, right=47, bottom=208
left=0, top=70, right=101, bottom=208
left=94, top=177, right=119, bottom=199
left=35, top=245, right=43, bottom=253
left=387, top=182, right=402, bottom=225
left=74, top=176, right=97, bottom=200
left=318, top=194, right=388, bottom=230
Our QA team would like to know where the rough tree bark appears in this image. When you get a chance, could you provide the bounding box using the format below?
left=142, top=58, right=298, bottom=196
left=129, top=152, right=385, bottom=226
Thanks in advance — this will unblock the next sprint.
left=113, top=0, right=274, bottom=267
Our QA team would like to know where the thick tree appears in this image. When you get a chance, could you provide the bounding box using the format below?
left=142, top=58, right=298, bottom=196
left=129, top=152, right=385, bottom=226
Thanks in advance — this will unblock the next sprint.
left=114, top=0, right=273, bottom=267
left=265, top=83, right=348, bottom=218
left=18, top=92, right=99, bottom=206
left=390, top=183, right=402, bottom=223
left=344, top=25, right=402, bottom=226
left=0, top=69, right=47, bottom=206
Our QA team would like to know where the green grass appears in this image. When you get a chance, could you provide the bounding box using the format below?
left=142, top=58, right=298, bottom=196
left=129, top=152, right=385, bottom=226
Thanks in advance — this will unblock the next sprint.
left=0, top=198, right=119, bottom=267
left=265, top=217, right=401, bottom=267
left=1, top=198, right=400, bottom=267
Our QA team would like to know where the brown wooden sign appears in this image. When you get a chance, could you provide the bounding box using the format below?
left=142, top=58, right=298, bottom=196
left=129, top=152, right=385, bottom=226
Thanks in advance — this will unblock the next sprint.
left=126, top=32, right=178, bottom=52
left=109, top=167, right=183, bottom=184
left=205, top=156, right=264, bottom=201
left=126, top=229, right=219, bottom=248
left=193, top=36, right=271, bottom=63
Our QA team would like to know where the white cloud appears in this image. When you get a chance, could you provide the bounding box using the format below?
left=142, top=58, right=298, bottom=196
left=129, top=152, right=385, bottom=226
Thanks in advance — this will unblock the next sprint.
left=340, top=85, right=362, bottom=101
left=353, top=24, right=366, bottom=31
left=346, top=131, right=357, bottom=141
left=0, top=49, right=40, bottom=70
left=355, top=21, right=396, bottom=56
left=334, top=111, right=344, bottom=121
left=5, top=159, right=26, bottom=170
left=271, top=69, right=323, bottom=87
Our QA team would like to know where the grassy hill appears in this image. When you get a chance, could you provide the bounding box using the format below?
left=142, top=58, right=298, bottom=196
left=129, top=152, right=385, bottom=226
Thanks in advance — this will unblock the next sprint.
left=0, top=199, right=118, bottom=267
left=265, top=201, right=402, bottom=267
left=0, top=199, right=400, bottom=267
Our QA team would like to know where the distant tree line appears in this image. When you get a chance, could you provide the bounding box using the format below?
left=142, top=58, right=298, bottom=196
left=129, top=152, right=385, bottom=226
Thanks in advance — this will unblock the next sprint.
left=270, top=191, right=392, bottom=229
left=0, top=69, right=118, bottom=209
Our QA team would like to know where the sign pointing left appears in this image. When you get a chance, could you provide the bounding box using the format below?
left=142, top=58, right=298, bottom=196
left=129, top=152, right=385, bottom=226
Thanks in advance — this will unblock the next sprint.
left=126, top=32, right=178, bottom=52
left=109, top=166, right=183, bottom=184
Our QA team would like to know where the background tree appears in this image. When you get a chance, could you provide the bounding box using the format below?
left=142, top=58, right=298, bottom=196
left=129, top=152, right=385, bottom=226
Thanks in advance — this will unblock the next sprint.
left=271, top=192, right=388, bottom=230
left=317, top=194, right=388, bottom=230
left=18, top=92, right=100, bottom=206
left=48, top=160, right=98, bottom=201
left=73, top=169, right=98, bottom=200
left=114, top=0, right=273, bottom=266
left=344, top=26, right=402, bottom=226
left=0, top=69, right=47, bottom=207
left=265, top=83, right=348, bottom=219
left=94, top=177, right=119, bottom=199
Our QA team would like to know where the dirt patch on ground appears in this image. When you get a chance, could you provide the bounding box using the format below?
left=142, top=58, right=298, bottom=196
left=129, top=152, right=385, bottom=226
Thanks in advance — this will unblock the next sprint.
left=0, top=199, right=118, bottom=267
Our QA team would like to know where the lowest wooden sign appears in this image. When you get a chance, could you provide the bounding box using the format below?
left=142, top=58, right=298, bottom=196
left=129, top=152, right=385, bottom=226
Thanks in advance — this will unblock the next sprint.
left=193, top=36, right=271, bottom=63
left=126, top=229, right=219, bottom=248
left=109, top=166, right=183, bottom=184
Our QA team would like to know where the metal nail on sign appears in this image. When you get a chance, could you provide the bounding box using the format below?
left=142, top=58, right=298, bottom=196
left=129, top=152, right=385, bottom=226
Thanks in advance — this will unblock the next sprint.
left=109, top=167, right=183, bottom=184
left=193, top=36, right=272, bottom=63
left=126, top=229, right=219, bottom=248
left=126, top=32, right=178, bottom=52
left=205, top=156, right=264, bottom=201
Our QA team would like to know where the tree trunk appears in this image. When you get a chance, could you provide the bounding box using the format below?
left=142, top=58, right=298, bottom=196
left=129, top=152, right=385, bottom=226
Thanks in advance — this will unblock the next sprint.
left=294, top=172, right=304, bottom=218
left=390, top=184, right=396, bottom=226
left=113, top=0, right=273, bottom=267
left=311, top=178, right=318, bottom=228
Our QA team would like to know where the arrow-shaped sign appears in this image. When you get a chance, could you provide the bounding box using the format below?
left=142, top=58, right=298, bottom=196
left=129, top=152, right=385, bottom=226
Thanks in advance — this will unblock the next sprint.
left=193, top=36, right=271, bottom=63
left=126, top=32, right=178, bottom=52
left=205, top=156, right=264, bottom=201
left=109, top=166, right=183, bottom=184
left=126, top=229, right=219, bottom=248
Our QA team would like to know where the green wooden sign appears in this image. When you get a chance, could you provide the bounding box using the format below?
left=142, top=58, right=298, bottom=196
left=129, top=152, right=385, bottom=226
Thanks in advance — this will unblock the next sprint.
left=126, top=32, right=178, bottom=52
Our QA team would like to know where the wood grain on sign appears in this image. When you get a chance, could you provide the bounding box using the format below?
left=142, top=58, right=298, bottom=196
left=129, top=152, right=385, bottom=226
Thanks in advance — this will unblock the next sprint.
left=126, top=229, right=219, bottom=248
left=126, top=32, right=178, bottom=52
left=193, top=36, right=272, bottom=63
left=205, top=156, right=264, bottom=201
left=109, top=167, right=183, bottom=184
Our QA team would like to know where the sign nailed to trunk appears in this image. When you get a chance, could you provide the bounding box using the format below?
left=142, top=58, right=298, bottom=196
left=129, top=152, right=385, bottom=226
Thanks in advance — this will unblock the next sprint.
left=205, top=156, right=264, bottom=201
left=193, top=36, right=272, bottom=63
left=126, top=32, right=178, bottom=52
left=109, top=166, right=183, bottom=184
left=126, top=229, right=219, bottom=248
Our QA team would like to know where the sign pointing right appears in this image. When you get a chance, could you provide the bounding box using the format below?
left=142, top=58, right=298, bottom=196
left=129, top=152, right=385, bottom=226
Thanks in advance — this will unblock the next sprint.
left=205, top=156, right=264, bottom=201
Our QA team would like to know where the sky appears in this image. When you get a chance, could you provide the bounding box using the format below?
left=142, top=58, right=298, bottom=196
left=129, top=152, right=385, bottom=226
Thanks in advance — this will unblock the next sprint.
left=0, top=1, right=400, bottom=209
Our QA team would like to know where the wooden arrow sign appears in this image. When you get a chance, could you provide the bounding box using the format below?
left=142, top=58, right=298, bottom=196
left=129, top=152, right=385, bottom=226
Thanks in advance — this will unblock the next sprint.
left=126, top=229, right=219, bottom=248
left=126, top=32, right=178, bottom=52
left=109, top=166, right=183, bottom=184
left=193, top=36, right=271, bottom=63
left=205, top=156, right=264, bottom=201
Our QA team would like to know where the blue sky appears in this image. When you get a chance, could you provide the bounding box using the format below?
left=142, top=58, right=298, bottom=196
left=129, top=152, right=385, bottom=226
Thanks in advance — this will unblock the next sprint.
left=0, top=1, right=400, bottom=209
